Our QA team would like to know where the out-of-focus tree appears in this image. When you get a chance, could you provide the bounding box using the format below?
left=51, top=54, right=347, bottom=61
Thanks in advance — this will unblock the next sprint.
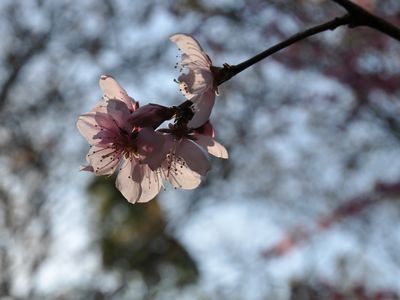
left=88, top=176, right=198, bottom=287
left=1, top=0, right=400, bottom=299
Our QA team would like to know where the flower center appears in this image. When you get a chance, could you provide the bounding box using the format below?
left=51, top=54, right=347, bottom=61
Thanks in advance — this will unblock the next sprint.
left=123, top=130, right=140, bottom=158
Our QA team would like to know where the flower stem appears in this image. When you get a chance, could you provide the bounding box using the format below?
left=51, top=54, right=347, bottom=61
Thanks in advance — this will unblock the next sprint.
left=215, top=14, right=351, bottom=86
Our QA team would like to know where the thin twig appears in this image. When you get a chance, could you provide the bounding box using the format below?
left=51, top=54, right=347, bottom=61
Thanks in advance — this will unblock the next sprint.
left=215, top=14, right=351, bottom=86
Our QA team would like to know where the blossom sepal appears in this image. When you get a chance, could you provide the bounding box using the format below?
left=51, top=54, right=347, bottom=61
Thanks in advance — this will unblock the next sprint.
left=130, top=103, right=174, bottom=129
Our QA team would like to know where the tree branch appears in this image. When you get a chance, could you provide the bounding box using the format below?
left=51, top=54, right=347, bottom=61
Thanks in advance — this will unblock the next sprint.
left=214, top=14, right=351, bottom=86
left=213, top=2, right=400, bottom=86
left=330, top=0, right=400, bottom=41
left=0, top=33, right=48, bottom=111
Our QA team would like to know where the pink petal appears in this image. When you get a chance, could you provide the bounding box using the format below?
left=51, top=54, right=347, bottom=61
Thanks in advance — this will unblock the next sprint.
left=187, top=88, right=215, bottom=129
left=137, top=128, right=166, bottom=170
left=137, top=166, right=163, bottom=203
left=76, top=99, right=113, bottom=144
left=170, top=34, right=212, bottom=67
left=193, top=134, right=228, bottom=159
left=86, top=145, right=121, bottom=175
left=178, top=68, right=213, bottom=99
left=94, top=112, right=119, bottom=133
left=115, top=159, right=142, bottom=203
left=76, top=113, right=101, bottom=144
left=176, top=139, right=210, bottom=176
left=99, top=75, right=137, bottom=112
left=92, top=129, right=124, bottom=146
left=106, top=99, right=133, bottom=133
left=158, top=135, right=201, bottom=189
left=91, top=99, right=108, bottom=113
left=161, top=160, right=201, bottom=190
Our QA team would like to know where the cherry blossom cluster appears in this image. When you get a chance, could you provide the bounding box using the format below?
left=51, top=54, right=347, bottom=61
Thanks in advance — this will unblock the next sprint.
left=77, top=34, right=228, bottom=203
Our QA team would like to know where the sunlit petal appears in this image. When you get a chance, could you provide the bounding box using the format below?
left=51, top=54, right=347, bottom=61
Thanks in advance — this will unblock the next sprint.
left=115, top=159, right=142, bottom=204
left=188, top=88, right=215, bottom=129
left=99, top=75, right=137, bottom=111
left=86, top=145, right=121, bottom=175
left=193, top=133, right=228, bottom=159
left=176, top=139, right=210, bottom=176
left=138, top=166, right=163, bottom=203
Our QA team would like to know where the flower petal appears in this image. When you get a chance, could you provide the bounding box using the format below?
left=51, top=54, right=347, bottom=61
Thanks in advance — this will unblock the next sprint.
left=188, top=88, right=215, bottom=129
left=115, top=159, right=142, bottom=204
left=76, top=113, right=101, bottom=144
left=99, top=75, right=137, bottom=112
left=179, top=68, right=213, bottom=99
left=193, top=134, right=228, bottom=159
left=176, top=139, right=210, bottom=176
left=137, top=128, right=166, bottom=170
left=161, top=160, right=201, bottom=190
left=170, top=34, right=212, bottom=67
left=137, top=166, right=163, bottom=203
left=86, top=145, right=121, bottom=175
left=106, top=99, right=133, bottom=133
left=94, top=112, right=119, bottom=133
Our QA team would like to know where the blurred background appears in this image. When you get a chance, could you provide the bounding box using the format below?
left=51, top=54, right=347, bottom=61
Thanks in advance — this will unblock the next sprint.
left=1, top=0, right=400, bottom=299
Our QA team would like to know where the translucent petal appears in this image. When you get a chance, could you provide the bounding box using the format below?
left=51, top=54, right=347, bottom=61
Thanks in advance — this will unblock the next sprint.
left=115, top=159, right=142, bottom=204
left=106, top=99, right=133, bottom=133
left=188, top=88, right=215, bottom=129
left=137, top=166, right=163, bottom=203
left=99, top=75, right=137, bottom=112
left=94, top=112, right=119, bottom=133
left=137, top=128, right=166, bottom=170
left=161, top=159, right=201, bottom=190
left=170, top=34, right=211, bottom=67
left=193, top=134, right=228, bottom=159
left=86, top=145, right=121, bottom=175
left=178, top=68, right=213, bottom=99
left=176, top=139, right=211, bottom=176
left=76, top=113, right=101, bottom=144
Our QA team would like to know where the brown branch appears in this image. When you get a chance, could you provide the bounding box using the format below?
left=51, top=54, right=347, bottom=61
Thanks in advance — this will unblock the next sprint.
left=330, top=0, right=400, bottom=41
left=213, top=1, right=400, bottom=86
left=214, top=15, right=352, bottom=86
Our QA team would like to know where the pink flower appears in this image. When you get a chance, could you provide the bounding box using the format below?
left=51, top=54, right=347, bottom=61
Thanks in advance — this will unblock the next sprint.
left=77, top=76, right=165, bottom=203
left=156, top=121, right=228, bottom=189
left=77, top=74, right=229, bottom=202
left=170, top=34, right=217, bottom=129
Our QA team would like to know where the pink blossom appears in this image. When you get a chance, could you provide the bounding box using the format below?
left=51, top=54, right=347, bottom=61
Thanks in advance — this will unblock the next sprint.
left=77, top=74, right=229, bottom=202
left=77, top=76, right=165, bottom=203
left=170, top=34, right=217, bottom=129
